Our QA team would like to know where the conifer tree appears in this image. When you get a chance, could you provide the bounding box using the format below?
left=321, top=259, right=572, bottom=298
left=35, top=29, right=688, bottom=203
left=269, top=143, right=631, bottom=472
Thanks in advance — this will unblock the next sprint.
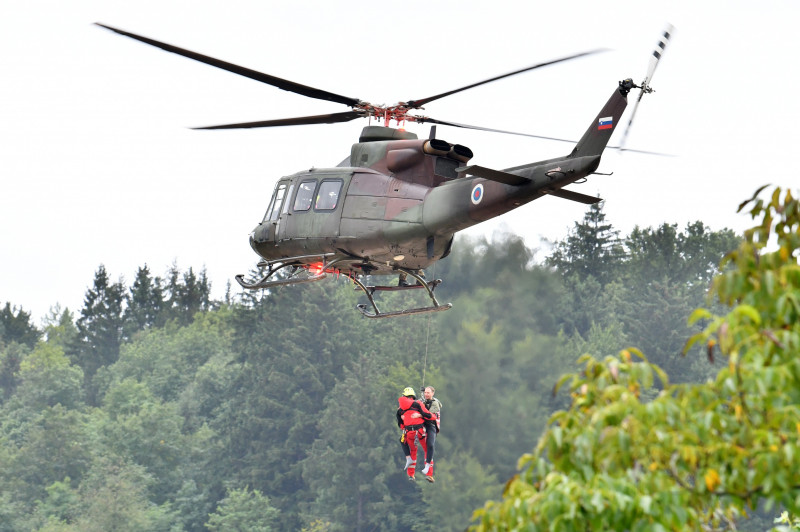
left=68, top=265, right=125, bottom=403
left=0, top=302, right=40, bottom=348
left=545, top=201, right=624, bottom=286
left=164, top=264, right=211, bottom=325
left=124, top=264, right=165, bottom=335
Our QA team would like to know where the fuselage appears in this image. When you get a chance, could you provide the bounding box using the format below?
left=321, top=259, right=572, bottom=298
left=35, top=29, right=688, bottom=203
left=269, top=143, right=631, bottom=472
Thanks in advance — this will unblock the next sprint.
left=249, top=129, right=599, bottom=275
left=250, top=83, right=628, bottom=276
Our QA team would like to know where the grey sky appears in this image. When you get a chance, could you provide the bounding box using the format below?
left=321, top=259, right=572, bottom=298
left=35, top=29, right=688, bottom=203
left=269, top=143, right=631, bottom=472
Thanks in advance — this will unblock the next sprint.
left=2, top=0, right=797, bottom=321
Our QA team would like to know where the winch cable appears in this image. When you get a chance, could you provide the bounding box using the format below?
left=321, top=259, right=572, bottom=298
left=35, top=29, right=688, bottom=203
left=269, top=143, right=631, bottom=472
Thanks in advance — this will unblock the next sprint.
left=420, top=262, right=436, bottom=390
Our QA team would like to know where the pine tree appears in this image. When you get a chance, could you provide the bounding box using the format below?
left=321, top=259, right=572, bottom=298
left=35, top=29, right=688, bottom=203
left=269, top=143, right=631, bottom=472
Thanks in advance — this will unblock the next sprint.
left=124, top=264, right=165, bottom=335
left=68, top=265, right=125, bottom=404
left=0, top=302, right=41, bottom=348
left=164, top=264, right=211, bottom=325
left=545, top=201, right=624, bottom=286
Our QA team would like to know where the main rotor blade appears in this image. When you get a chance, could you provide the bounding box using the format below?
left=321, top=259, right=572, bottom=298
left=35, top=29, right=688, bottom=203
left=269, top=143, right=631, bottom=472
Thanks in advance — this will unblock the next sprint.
left=406, top=49, right=605, bottom=108
left=95, top=23, right=362, bottom=107
left=617, top=24, right=674, bottom=151
left=421, top=117, right=672, bottom=155
left=416, top=116, right=578, bottom=143
left=193, top=111, right=364, bottom=130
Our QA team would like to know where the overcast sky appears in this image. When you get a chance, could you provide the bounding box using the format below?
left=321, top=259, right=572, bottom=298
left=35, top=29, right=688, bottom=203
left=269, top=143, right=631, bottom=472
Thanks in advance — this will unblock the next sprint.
left=2, top=0, right=798, bottom=322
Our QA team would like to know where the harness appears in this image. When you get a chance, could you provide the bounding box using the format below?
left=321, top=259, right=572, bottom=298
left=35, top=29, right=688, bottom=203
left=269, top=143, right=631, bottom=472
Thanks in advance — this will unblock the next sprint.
left=399, top=400, right=428, bottom=435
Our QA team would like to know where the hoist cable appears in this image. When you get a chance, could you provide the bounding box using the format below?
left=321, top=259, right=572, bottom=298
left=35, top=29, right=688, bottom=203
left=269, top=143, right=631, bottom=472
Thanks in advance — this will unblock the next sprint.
left=420, top=262, right=436, bottom=390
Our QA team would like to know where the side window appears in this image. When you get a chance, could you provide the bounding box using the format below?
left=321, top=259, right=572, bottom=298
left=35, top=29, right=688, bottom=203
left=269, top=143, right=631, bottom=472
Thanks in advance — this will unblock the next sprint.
left=281, top=184, right=295, bottom=215
left=267, top=183, right=287, bottom=221
left=293, top=180, right=317, bottom=212
left=314, top=180, right=343, bottom=211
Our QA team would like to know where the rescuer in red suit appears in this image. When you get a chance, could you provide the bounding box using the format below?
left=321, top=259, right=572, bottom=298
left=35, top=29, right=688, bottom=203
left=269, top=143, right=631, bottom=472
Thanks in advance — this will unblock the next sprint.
left=396, top=387, right=432, bottom=480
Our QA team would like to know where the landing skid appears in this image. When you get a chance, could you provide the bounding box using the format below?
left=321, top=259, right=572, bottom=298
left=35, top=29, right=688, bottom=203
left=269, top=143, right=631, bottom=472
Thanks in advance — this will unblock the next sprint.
left=350, top=269, right=452, bottom=319
left=235, top=253, right=340, bottom=289
left=236, top=257, right=452, bottom=318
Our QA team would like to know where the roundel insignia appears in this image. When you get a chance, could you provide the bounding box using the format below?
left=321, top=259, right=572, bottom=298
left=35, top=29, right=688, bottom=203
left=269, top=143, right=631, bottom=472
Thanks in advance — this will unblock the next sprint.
left=471, top=183, right=484, bottom=205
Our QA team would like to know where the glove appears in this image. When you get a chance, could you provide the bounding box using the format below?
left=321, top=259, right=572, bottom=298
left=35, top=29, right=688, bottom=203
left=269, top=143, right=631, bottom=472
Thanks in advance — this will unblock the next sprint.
left=400, top=432, right=405, bottom=443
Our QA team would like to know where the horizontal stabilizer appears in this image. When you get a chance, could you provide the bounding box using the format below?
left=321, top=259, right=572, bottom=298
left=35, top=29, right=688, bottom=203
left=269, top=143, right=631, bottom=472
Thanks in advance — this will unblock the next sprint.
left=456, top=165, right=530, bottom=185
left=544, top=188, right=601, bottom=204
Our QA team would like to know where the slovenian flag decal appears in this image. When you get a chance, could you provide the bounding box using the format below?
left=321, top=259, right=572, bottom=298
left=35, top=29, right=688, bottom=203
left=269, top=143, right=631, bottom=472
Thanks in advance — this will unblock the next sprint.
left=598, top=116, right=613, bottom=130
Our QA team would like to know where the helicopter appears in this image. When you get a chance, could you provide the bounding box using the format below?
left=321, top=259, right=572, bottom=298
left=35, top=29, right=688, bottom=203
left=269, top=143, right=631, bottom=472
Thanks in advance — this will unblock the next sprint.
left=97, top=24, right=672, bottom=318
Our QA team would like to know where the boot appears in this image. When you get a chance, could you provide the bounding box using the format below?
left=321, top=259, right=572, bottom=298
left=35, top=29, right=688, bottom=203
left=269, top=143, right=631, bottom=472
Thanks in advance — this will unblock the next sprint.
left=403, top=456, right=413, bottom=470
left=425, top=461, right=435, bottom=483
left=407, top=461, right=416, bottom=480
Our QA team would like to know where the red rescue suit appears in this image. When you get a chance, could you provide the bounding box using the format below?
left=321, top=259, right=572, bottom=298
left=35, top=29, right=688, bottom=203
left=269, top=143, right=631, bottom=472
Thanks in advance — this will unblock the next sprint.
left=396, top=396, right=432, bottom=478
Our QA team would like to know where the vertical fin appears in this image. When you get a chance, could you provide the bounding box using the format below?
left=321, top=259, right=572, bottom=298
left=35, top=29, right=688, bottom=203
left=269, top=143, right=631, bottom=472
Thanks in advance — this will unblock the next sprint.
left=569, top=83, right=630, bottom=158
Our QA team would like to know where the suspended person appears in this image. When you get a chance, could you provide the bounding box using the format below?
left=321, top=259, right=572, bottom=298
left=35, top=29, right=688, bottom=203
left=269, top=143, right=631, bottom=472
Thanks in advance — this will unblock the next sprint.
left=396, top=386, right=432, bottom=480
left=397, top=270, right=426, bottom=287
left=420, top=385, right=442, bottom=482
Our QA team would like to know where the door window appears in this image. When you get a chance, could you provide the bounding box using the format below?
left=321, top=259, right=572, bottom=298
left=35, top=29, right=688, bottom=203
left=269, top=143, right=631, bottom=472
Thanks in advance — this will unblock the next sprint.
left=293, top=180, right=317, bottom=212
left=314, top=180, right=343, bottom=211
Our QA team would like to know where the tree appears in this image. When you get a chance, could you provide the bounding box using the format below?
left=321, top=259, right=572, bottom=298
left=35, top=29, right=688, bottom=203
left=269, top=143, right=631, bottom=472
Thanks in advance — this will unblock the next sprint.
left=4, top=405, right=92, bottom=508
left=618, top=275, right=698, bottom=382
left=623, top=222, right=739, bottom=288
left=101, top=309, right=234, bottom=404
left=29, top=477, right=80, bottom=529
left=124, top=264, right=165, bottom=335
left=96, top=378, right=194, bottom=504
left=0, top=341, right=27, bottom=400
left=0, top=302, right=40, bottom=348
left=72, top=457, right=176, bottom=532
left=619, top=223, right=741, bottom=381
left=213, top=282, right=364, bottom=530
left=41, top=306, right=77, bottom=350
left=14, top=341, right=84, bottom=411
left=472, top=186, right=800, bottom=530
left=420, top=451, right=502, bottom=532
left=545, top=203, right=626, bottom=337
left=164, top=264, right=211, bottom=325
left=68, top=265, right=125, bottom=403
left=545, top=201, right=624, bottom=286
left=205, top=487, right=279, bottom=532
left=301, top=354, right=418, bottom=532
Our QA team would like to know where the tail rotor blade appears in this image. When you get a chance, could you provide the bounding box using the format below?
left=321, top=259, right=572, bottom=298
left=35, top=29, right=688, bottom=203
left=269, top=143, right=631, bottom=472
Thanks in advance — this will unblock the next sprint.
left=618, top=24, right=674, bottom=151
left=645, top=24, right=674, bottom=87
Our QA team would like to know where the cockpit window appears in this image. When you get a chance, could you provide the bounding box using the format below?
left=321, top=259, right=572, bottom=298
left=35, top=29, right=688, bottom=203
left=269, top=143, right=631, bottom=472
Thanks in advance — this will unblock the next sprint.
left=293, top=180, right=317, bottom=212
left=266, top=183, right=287, bottom=221
left=281, top=184, right=295, bottom=215
left=314, top=180, right=342, bottom=211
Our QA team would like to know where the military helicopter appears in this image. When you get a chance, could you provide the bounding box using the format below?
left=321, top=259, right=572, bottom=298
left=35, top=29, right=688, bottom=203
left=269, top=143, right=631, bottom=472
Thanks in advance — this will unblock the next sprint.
left=97, top=24, right=672, bottom=318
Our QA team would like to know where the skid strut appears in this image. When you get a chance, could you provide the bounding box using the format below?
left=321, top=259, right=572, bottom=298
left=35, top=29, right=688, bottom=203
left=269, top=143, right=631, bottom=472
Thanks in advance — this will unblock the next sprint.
left=351, top=268, right=452, bottom=319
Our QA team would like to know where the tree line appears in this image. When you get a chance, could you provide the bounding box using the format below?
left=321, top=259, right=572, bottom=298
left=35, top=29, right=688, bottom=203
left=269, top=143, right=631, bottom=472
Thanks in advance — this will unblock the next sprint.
left=0, top=202, right=748, bottom=531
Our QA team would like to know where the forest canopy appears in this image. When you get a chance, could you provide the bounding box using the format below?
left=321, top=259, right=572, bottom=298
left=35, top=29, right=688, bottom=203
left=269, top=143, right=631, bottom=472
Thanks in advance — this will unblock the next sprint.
left=5, top=188, right=791, bottom=531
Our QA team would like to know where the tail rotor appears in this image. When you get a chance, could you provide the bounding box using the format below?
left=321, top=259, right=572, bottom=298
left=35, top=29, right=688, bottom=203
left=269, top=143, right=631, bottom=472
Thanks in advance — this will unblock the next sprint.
left=618, top=24, right=674, bottom=151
